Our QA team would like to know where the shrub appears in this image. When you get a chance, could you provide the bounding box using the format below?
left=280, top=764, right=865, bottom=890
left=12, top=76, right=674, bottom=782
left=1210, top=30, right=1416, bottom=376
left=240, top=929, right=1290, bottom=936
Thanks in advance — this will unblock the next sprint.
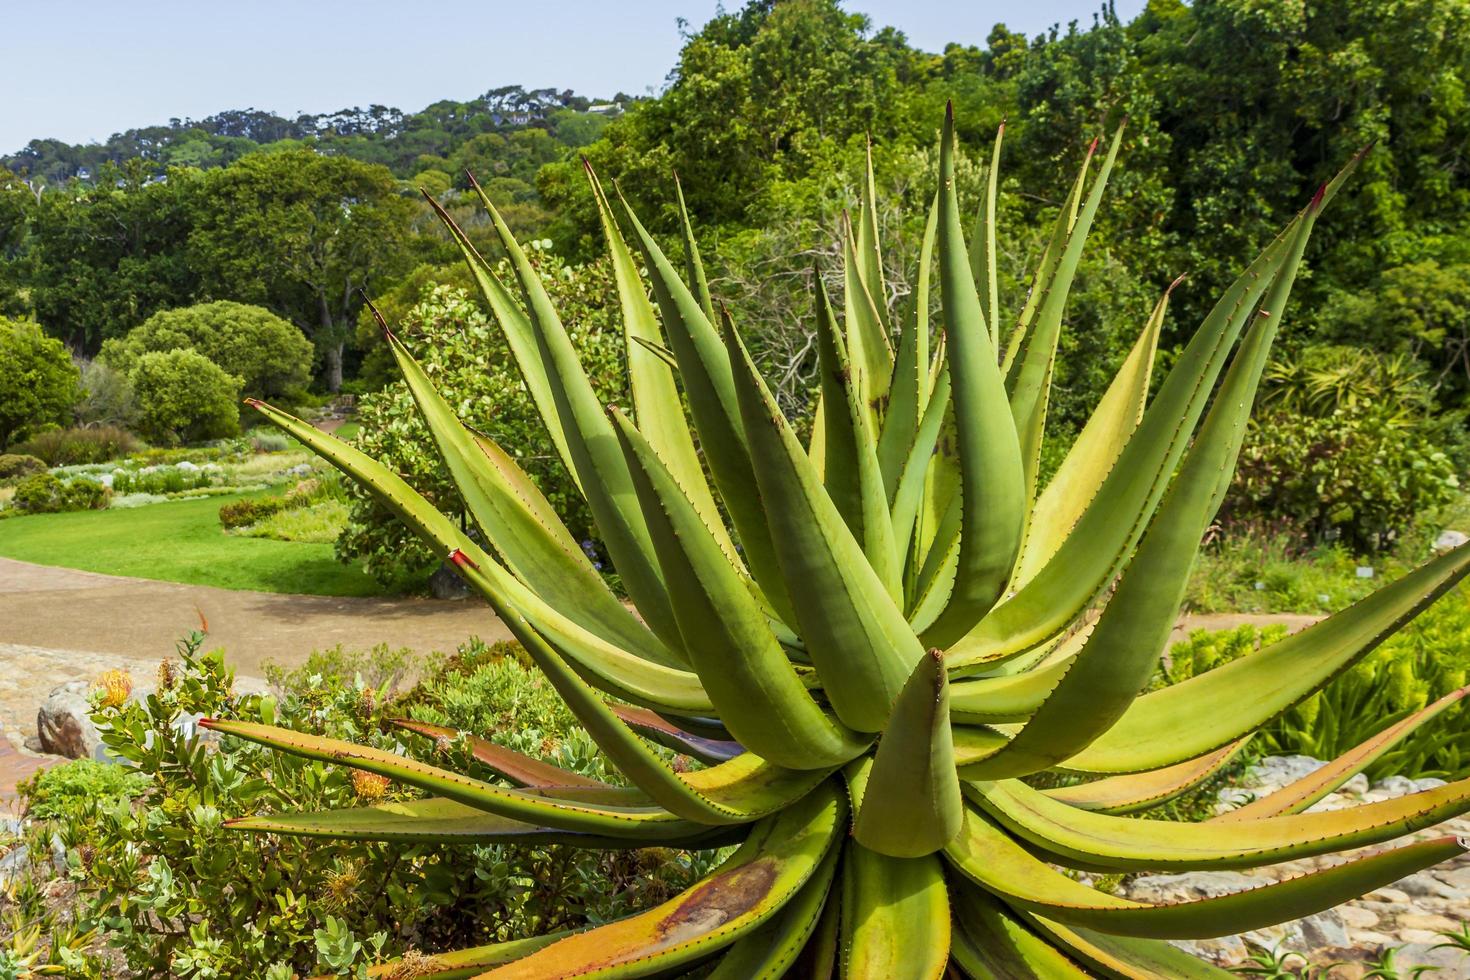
left=338, top=266, right=625, bottom=587
left=1161, top=587, right=1470, bottom=780
left=218, top=477, right=337, bottom=529
left=1222, top=347, right=1465, bottom=551
left=10, top=472, right=110, bottom=513
left=100, top=301, right=314, bottom=401
left=13, top=424, right=140, bottom=465
left=0, top=453, right=45, bottom=484
left=19, top=759, right=148, bottom=821
left=15, top=634, right=711, bottom=977
left=73, top=357, right=138, bottom=428
left=0, top=316, right=79, bottom=449
left=128, top=348, right=241, bottom=445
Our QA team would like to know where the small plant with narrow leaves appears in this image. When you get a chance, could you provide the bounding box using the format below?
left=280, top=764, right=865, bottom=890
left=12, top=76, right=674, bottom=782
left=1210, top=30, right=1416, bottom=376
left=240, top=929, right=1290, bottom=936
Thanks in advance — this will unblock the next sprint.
left=212, top=107, right=1470, bottom=977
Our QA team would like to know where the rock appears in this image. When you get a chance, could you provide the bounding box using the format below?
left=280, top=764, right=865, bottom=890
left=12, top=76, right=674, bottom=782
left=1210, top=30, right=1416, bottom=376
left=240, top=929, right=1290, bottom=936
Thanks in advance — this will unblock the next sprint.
left=1396, top=911, right=1460, bottom=932
left=1341, top=773, right=1370, bottom=796
left=1125, top=870, right=1260, bottom=903
left=428, top=562, right=470, bottom=601
left=1365, top=887, right=1411, bottom=904
left=1398, top=929, right=1445, bottom=945
left=1390, top=943, right=1470, bottom=976
left=1395, top=872, right=1466, bottom=901
left=176, top=460, right=199, bottom=471
left=1165, top=936, right=1248, bottom=967
left=36, top=681, right=100, bottom=759
left=1291, top=910, right=1349, bottom=950
left=1433, top=529, right=1469, bottom=552
left=1338, top=906, right=1380, bottom=930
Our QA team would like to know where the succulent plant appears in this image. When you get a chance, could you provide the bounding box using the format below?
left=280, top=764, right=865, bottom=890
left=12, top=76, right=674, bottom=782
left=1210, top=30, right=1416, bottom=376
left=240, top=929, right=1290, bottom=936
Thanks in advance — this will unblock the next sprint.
left=206, top=106, right=1470, bottom=978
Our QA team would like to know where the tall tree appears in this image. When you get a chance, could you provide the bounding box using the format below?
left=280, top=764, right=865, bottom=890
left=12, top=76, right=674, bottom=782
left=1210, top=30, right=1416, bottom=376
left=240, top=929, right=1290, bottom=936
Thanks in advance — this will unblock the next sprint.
left=189, top=149, right=414, bottom=390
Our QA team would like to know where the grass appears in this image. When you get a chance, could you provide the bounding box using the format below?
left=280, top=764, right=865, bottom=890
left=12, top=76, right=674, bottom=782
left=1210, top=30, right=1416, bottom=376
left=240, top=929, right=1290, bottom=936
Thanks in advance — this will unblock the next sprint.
left=236, top=497, right=349, bottom=544
left=0, top=491, right=383, bottom=596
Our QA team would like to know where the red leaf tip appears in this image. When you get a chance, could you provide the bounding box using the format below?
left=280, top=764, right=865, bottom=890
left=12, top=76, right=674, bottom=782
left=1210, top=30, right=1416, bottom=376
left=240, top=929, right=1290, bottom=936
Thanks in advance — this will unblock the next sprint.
left=1310, top=182, right=1328, bottom=209
left=448, top=548, right=479, bottom=570
left=1087, top=135, right=1100, bottom=155
left=242, top=397, right=263, bottom=408
left=1167, top=272, right=1188, bottom=294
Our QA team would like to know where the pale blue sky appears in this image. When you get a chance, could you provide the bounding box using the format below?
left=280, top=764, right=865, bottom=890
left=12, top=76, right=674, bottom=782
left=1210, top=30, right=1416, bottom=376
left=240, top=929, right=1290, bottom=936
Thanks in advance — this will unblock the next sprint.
left=2, top=0, right=1146, bottom=153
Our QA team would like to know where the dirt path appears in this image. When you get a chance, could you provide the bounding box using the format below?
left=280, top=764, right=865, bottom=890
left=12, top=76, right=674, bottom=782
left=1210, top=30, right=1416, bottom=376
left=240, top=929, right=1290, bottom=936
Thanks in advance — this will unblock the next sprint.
left=0, top=557, right=511, bottom=744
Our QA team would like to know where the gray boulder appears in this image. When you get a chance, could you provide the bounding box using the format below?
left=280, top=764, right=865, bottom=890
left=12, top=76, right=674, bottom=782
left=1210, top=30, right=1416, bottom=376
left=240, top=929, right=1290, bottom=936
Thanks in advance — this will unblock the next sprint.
left=36, top=681, right=100, bottom=759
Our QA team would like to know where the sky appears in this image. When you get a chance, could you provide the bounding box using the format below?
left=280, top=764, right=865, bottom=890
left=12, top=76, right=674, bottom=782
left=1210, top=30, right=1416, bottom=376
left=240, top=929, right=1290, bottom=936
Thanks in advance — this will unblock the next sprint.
left=1, top=0, right=1146, bottom=154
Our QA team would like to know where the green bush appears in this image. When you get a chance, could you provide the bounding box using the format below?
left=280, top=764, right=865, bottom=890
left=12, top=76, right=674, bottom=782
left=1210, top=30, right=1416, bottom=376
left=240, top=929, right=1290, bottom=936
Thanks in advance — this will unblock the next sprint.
left=100, top=301, right=314, bottom=402
left=339, top=258, right=626, bottom=587
left=13, top=424, right=141, bottom=466
left=0, top=453, right=46, bottom=484
left=21, top=634, right=713, bottom=977
left=1222, top=347, right=1465, bottom=552
left=0, top=316, right=80, bottom=450
left=1160, top=587, right=1470, bottom=780
left=19, top=759, right=148, bottom=821
left=218, top=477, right=337, bottom=529
left=128, top=349, right=242, bottom=445
left=10, top=473, right=110, bottom=513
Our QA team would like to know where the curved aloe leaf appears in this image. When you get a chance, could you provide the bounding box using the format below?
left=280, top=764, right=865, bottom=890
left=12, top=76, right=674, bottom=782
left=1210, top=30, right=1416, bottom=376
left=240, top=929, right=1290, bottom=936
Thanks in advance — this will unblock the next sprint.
left=1023, top=915, right=1234, bottom=978
left=723, top=312, right=924, bottom=731
left=610, top=406, right=871, bottom=768
left=706, top=839, right=840, bottom=979
left=920, top=103, right=1027, bottom=647
left=945, top=806, right=1468, bottom=938
left=1042, top=740, right=1248, bottom=814
left=607, top=704, right=744, bottom=764
left=390, top=719, right=610, bottom=788
left=950, top=881, right=1089, bottom=978
left=358, top=931, right=575, bottom=980
left=1213, top=685, right=1470, bottom=821
left=968, top=121, right=1004, bottom=345
left=479, top=783, right=844, bottom=978
left=970, top=775, right=1470, bottom=871
left=853, top=651, right=961, bottom=857
left=840, top=843, right=950, bottom=980
left=1065, top=542, right=1470, bottom=773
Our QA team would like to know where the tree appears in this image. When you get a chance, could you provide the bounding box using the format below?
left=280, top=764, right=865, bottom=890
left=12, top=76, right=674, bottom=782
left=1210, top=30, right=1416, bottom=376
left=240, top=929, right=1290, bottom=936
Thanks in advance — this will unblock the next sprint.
left=25, top=162, right=201, bottom=352
left=188, top=149, right=414, bottom=390
left=128, top=348, right=240, bottom=444
left=99, top=300, right=314, bottom=401
left=0, top=317, right=79, bottom=449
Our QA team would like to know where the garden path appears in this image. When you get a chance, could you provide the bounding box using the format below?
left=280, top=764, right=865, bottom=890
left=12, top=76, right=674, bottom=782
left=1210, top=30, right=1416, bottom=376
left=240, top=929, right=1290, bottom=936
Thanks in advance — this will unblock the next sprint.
left=0, top=556, right=511, bottom=760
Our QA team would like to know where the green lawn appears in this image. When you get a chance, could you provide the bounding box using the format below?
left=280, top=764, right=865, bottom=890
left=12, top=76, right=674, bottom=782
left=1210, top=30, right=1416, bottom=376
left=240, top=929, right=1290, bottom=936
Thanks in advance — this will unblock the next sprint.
left=0, top=492, right=384, bottom=597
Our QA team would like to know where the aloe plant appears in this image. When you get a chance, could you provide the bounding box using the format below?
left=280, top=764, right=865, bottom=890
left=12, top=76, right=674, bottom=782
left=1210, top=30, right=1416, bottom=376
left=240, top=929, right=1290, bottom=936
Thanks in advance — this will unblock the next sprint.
left=205, top=106, right=1470, bottom=978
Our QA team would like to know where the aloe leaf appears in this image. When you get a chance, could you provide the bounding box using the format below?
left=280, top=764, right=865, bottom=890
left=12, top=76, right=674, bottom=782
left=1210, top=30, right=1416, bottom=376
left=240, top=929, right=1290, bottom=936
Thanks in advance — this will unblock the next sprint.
left=813, top=279, right=902, bottom=600
left=951, top=148, right=1369, bottom=668
left=419, top=191, right=577, bottom=488
left=950, top=880, right=1090, bottom=978
left=844, top=203, right=893, bottom=415
left=958, top=196, right=1321, bottom=780
left=607, top=704, right=745, bottom=764
left=674, top=173, right=715, bottom=321
left=948, top=654, right=1074, bottom=725
left=383, top=329, right=671, bottom=663
left=876, top=193, right=938, bottom=498
left=358, top=932, right=575, bottom=980
left=706, top=837, right=840, bottom=979
left=1064, top=542, right=1470, bottom=773
left=390, top=719, right=611, bottom=788
left=225, top=797, right=738, bottom=849
left=610, top=407, right=871, bottom=768
left=840, top=843, right=950, bottom=980
left=969, top=775, right=1470, bottom=871
left=1213, top=685, right=1470, bottom=821
left=855, top=137, right=889, bottom=337
left=853, top=651, right=962, bottom=857
left=945, top=805, right=1468, bottom=938
left=587, top=164, right=737, bottom=565
left=249, top=400, right=712, bottom=712
left=200, top=718, right=691, bottom=836
left=1042, top=740, right=1249, bottom=815
left=1011, top=278, right=1171, bottom=589
left=1001, top=134, right=1095, bottom=375
left=618, top=195, right=798, bottom=627
left=723, top=313, right=925, bottom=731
left=920, top=103, right=1027, bottom=648
left=477, top=783, right=845, bottom=978
left=1022, top=915, right=1234, bottom=978
left=968, top=122, right=1004, bottom=346
left=470, top=178, right=683, bottom=652
left=888, top=363, right=951, bottom=564
left=1008, top=123, right=1125, bottom=498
